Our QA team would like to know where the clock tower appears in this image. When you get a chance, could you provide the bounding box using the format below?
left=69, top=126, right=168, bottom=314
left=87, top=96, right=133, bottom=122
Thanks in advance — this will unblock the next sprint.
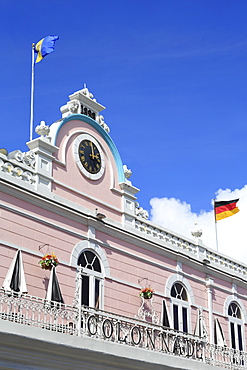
left=38, top=86, right=142, bottom=227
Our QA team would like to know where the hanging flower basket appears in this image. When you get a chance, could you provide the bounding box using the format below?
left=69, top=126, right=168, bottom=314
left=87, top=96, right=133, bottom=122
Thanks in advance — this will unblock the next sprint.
left=139, top=287, right=154, bottom=299
left=43, top=264, right=52, bottom=270
left=39, top=253, right=59, bottom=270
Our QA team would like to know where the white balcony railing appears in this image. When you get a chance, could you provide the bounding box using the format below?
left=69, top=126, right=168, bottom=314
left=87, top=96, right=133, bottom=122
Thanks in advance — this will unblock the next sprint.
left=0, top=289, right=246, bottom=369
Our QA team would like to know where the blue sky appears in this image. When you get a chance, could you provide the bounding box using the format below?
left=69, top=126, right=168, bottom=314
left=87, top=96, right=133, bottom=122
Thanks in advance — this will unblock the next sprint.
left=2, top=1, right=247, bottom=259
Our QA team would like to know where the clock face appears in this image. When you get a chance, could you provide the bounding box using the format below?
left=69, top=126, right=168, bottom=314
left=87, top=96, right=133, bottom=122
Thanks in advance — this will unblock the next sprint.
left=78, top=139, right=101, bottom=174
left=74, top=134, right=105, bottom=180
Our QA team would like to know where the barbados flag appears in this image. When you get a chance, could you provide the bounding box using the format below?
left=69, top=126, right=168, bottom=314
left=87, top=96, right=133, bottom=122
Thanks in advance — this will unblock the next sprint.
left=214, top=199, right=240, bottom=221
left=34, top=35, right=59, bottom=63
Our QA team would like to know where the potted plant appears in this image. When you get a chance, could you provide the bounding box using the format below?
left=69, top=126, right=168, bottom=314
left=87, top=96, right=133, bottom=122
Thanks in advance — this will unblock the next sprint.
left=139, top=286, right=154, bottom=299
left=39, top=253, right=59, bottom=270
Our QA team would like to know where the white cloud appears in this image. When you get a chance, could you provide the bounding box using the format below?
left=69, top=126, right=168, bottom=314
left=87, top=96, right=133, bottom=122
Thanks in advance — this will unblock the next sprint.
left=150, top=185, right=247, bottom=263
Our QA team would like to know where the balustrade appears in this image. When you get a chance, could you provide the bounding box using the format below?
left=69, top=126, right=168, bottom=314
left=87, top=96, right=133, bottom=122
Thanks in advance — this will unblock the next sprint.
left=135, top=219, right=247, bottom=280
left=0, top=150, right=36, bottom=185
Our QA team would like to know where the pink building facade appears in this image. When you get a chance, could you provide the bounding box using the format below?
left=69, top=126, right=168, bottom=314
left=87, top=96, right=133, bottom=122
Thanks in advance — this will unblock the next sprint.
left=0, top=87, right=247, bottom=369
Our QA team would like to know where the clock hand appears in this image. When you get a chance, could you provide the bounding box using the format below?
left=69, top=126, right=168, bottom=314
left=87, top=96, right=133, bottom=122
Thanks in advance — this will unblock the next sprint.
left=89, top=142, right=96, bottom=159
left=89, top=142, right=100, bottom=160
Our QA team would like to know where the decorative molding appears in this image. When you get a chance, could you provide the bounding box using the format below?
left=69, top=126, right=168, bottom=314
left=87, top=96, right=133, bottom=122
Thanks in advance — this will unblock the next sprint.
left=70, top=240, right=110, bottom=277
left=165, top=274, right=195, bottom=305
left=223, top=295, right=247, bottom=323
left=59, top=86, right=110, bottom=132
left=134, top=218, right=247, bottom=280
left=35, top=120, right=50, bottom=137
left=123, top=164, right=132, bottom=179
left=49, top=114, right=125, bottom=183
left=96, top=115, right=110, bottom=133
left=0, top=152, right=36, bottom=185
left=135, top=202, right=149, bottom=220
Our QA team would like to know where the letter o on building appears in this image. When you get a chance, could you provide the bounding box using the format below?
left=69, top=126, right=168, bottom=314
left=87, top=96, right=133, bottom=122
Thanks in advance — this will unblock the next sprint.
left=131, top=326, right=142, bottom=345
left=102, top=319, right=113, bottom=339
left=87, top=315, right=98, bottom=335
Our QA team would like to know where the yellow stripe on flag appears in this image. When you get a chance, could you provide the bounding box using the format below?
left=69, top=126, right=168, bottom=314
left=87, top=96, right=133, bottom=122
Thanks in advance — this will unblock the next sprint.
left=35, top=38, right=44, bottom=63
left=216, top=207, right=239, bottom=221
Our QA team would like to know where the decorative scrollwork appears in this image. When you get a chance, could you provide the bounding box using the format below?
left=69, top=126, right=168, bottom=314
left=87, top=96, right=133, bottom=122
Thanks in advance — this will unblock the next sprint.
left=135, top=202, right=149, bottom=220
left=96, top=114, right=110, bottom=133
left=68, top=100, right=80, bottom=114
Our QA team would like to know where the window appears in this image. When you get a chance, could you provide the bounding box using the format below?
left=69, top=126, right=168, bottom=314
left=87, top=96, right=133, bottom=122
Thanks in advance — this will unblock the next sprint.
left=171, top=282, right=189, bottom=333
left=78, top=250, right=103, bottom=309
left=228, top=302, right=243, bottom=351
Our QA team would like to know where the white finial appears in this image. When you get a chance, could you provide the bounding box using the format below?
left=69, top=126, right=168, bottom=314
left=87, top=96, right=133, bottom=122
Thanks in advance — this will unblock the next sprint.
left=191, top=219, right=202, bottom=244
left=35, top=120, right=50, bottom=138
left=123, top=164, right=132, bottom=179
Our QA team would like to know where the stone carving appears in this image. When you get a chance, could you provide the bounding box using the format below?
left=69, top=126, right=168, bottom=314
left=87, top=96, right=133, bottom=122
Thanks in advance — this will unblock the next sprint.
left=135, top=202, right=149, bottom=220
left=191, top=220, right=202, bottom=244
left=123, top=165, right=132, bottom=179
left=8, top=150, right=36, bottom=168
left=23, top=151, right=36, bottom=168
left=0, top=158, right=36, bottom=184
left=0, top=148, right=36, bottom=185
left=81, top=86, right=96, bottom=101
left=68, top=100, right=80, bottom=114
left=96, top=115, right=110, bottom=133
left=35, top=121, right=50, bottom=138
left=60, top=85, right=106, bottom=123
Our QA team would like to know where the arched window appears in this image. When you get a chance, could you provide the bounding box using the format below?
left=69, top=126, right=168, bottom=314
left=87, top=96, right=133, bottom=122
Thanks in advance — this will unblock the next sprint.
left=78, top=250, right=103, bottom=309
left=171, top=282, right=189, bottom=333
left=228, top=302, right=243, bottom=351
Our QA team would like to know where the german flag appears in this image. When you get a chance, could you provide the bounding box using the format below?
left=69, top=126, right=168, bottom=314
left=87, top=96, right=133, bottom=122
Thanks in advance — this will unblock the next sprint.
left=214, top=199, right=240, bottom=221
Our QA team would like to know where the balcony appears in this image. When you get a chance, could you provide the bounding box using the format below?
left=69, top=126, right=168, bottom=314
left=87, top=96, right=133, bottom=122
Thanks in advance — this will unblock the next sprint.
left=0, top=288, right=245, bottom=369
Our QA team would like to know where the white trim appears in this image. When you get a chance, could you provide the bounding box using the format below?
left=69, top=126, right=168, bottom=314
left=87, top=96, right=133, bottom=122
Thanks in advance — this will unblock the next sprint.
left=227, top=301, right=245, bottom=350
left=224, top=295, right=247, bottom=323
left=70, top=240, right=110, bottom=278
left=166, top=276, right=194, bottom=333
left=165, top=274, right=195, bottom=305
left=75, top=245, right=107, bottom=311
left=171, top=298, right=191, bottom=333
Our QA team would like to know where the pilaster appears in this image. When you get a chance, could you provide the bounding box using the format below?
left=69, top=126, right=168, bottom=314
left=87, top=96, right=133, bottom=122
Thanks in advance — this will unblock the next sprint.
left=119, top=181, right=140, bottom=226
left=206, top=277, right=214, bottom=344
left=26, top=137, right=58, bottom=194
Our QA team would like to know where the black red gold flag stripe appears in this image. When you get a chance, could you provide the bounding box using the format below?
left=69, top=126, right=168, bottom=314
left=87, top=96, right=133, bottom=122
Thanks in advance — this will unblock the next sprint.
left=214, top=199, right=240, bottom=221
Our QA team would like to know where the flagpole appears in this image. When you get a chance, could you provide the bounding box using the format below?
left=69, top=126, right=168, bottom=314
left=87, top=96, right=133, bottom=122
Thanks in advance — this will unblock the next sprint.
left=30, top=43, right=35, bottom=141
left=213, top=199, right=219, bottom=252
